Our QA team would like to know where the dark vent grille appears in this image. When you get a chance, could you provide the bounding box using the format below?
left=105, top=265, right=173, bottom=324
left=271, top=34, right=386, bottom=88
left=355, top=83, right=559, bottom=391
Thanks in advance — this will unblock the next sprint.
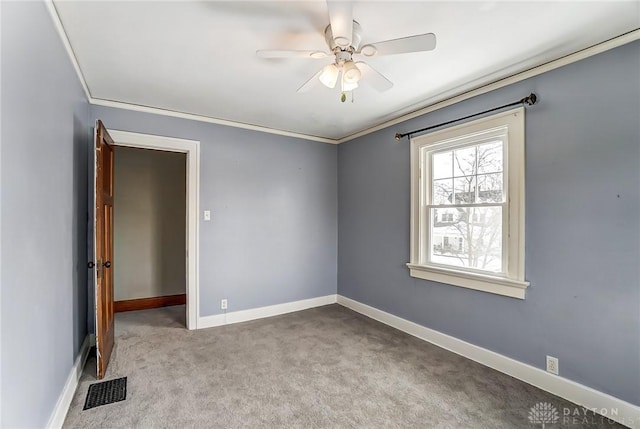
left=83, top=377, right=127, bottom=410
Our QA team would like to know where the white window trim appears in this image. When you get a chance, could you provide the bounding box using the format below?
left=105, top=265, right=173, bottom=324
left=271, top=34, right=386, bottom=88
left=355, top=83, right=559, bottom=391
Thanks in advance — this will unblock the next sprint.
left=408, top=107, right=529, bottom=299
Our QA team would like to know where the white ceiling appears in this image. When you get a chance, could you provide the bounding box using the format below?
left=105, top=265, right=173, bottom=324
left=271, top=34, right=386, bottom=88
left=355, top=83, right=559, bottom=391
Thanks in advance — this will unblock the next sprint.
left=53, top=1, right=640, bottom=141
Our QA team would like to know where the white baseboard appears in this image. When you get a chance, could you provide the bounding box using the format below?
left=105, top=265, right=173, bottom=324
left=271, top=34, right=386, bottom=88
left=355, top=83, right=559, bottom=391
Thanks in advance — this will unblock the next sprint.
left=46, top=335, right=91, bottom=429
left=198, top=294, right=337, bottom=329
left=337, top=295, right=640, bottom=429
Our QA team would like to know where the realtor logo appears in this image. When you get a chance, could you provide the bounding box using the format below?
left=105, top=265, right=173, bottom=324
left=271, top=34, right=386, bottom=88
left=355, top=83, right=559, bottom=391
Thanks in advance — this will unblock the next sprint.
left=529, top=402, right=559, bottom=428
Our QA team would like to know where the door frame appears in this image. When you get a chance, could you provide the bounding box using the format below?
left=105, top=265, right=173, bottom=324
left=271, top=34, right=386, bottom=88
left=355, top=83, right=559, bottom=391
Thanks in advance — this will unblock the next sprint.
left=108, top=129, right=200, bottom=330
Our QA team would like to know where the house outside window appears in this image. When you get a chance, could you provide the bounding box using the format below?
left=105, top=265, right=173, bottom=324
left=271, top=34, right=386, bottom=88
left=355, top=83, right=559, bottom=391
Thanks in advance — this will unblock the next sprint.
left=407, top=108, right=529, bottom=299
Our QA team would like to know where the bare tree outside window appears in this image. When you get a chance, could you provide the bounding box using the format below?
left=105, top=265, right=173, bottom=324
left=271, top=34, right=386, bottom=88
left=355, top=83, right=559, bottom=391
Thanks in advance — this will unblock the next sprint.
left=430, top=141, right=504, bottom=272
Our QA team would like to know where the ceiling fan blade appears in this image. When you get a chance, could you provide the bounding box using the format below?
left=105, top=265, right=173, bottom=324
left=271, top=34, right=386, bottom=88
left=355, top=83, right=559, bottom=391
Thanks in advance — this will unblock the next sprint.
left=355, top=62, right=393, bottom=92
left=327, top=1, right=353, bottom=48
left=256, top=50, right=329, bottom=59
left=297, top=69, right=324, bottom=93
left=359, top=33, right=436, bottom=57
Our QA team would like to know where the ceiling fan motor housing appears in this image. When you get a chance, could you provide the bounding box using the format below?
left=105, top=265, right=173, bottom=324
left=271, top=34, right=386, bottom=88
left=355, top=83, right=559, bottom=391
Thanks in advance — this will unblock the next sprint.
left=325, top=21, right=363, bottom=53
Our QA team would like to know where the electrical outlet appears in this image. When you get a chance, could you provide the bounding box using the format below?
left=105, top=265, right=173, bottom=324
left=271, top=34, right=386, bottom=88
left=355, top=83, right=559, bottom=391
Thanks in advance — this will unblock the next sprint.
left=546, top=355, right=559, bottom=375
left=220, top=299, right=228, bottom=310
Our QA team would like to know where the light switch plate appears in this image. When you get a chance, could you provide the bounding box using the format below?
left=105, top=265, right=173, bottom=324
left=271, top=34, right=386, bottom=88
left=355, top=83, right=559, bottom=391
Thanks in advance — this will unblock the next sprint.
left=204, top=210, right=211, bottom=221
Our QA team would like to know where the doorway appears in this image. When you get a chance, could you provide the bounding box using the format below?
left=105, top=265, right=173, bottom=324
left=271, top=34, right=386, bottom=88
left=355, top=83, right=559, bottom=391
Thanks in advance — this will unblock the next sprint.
left=113, top=146, right=187, bottom=314
left=107, top=129, right=200, bottom=330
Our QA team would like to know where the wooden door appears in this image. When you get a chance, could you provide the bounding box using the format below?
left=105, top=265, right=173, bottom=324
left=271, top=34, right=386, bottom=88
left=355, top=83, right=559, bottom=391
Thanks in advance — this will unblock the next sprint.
left=94, top=120, right=115, bottom=379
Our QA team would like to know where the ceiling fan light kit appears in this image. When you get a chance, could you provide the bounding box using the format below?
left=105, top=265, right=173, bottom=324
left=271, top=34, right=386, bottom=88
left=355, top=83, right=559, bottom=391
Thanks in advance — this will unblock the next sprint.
left=256, top=1, right=437, bottom=103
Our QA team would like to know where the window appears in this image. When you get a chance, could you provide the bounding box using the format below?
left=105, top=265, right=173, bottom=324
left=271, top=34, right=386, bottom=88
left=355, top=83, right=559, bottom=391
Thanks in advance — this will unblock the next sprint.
left=407, top=108, right=528, bottom=299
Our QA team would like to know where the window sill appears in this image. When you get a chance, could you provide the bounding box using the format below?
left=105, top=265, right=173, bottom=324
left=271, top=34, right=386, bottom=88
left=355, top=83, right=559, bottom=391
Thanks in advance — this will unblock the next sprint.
left=406, top=263, right=529, bottom=299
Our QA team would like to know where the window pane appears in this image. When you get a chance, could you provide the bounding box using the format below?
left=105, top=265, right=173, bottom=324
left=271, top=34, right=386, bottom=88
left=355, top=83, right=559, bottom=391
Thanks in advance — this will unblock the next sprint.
left=434, top=208, right=457, bottom=224
left=432, top=179, right=453, bottom=205
left=432, top=151, right=453, bottom=179
left=430, top=206, right=502, bottom=273
left=454, top=176, right=475, bottom=204
left=477, top=141, right=503, bottom=174
left=453, top=146, right=476, bottom=177
left=477, top=173, right=503, bottom=203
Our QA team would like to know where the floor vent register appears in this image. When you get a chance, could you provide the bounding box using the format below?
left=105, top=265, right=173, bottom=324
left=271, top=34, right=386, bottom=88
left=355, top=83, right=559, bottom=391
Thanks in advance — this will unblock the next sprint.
left=83, top=377, right=127, bottom=410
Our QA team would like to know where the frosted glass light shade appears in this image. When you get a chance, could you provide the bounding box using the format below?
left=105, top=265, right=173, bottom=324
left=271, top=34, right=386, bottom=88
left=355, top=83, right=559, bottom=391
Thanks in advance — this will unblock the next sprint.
left=342, top=80, right=358, bottom=91
left=319, top=64, right=339, bottom=88
left=342, top=61, right=361, bottom=84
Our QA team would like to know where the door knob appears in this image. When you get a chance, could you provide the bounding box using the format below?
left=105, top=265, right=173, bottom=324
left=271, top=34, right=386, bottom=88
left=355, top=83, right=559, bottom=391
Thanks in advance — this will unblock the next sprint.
left=103, top=261, right=111, bottom=268
left=87, top=261, right=95, bottom=269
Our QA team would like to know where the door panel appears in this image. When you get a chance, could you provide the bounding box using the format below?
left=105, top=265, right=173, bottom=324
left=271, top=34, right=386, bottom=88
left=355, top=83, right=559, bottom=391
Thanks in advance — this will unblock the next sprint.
left=95, top=120, right=115, bottom=379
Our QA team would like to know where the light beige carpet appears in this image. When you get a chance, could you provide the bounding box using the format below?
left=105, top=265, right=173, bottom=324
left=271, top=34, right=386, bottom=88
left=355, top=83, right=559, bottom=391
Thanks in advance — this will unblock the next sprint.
left=63, top=304, right=623, bottom=428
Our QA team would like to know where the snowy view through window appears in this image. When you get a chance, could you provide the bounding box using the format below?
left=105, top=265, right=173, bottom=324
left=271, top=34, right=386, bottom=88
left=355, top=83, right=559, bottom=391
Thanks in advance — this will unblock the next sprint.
left=429, top=140, right=504, bottom=273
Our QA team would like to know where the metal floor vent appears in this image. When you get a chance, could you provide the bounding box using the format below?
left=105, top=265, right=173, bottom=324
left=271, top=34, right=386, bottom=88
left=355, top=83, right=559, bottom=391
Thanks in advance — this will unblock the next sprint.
left=83, top=377, right=127, bottom=410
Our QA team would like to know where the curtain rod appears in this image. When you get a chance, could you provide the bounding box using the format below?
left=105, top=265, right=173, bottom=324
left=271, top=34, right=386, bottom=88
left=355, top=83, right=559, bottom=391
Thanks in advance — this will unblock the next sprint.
left=394, top=93, right=538, bottom=141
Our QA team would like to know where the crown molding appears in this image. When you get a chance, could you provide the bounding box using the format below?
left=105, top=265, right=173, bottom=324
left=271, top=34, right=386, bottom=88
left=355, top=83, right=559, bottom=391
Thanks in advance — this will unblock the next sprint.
left=335, top=28, right=640, bottom=144
left=45, top=0, right=338, bottom=145
left=46, top=1, right=639, bottom=145
left=45, top=0, right=91, bottom=101
left=90, top=98, right=339, bottom=144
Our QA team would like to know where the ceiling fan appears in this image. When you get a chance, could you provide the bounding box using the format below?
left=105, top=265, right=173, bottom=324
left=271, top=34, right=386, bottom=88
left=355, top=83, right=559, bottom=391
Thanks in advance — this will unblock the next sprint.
left=256, top=1, right=436, bottom=102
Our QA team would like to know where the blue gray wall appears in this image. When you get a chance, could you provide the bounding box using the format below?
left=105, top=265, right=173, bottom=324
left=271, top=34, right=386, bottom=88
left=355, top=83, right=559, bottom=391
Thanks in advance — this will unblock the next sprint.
left=90, top=106, right=338, bottom=320
left=338, top=40, right=640, bottom=405
left=1, top=1, right=90, bottom=427
left=1, top=2, right=636, bottom=426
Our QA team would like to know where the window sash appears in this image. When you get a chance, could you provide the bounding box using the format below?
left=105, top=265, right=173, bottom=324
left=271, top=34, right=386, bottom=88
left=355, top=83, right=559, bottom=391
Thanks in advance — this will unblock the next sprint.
left=421, top=203, right=507, bottom=275
left=419, top=131, right=509, bottom=277
left=425, top=139, right=508, bottom=205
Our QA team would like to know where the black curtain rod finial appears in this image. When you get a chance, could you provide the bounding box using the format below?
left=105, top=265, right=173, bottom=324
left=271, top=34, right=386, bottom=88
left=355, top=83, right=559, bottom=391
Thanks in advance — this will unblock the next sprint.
left=522, top=93, right=537, bottom=106
left=394, top=133, right=403, bottom=141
